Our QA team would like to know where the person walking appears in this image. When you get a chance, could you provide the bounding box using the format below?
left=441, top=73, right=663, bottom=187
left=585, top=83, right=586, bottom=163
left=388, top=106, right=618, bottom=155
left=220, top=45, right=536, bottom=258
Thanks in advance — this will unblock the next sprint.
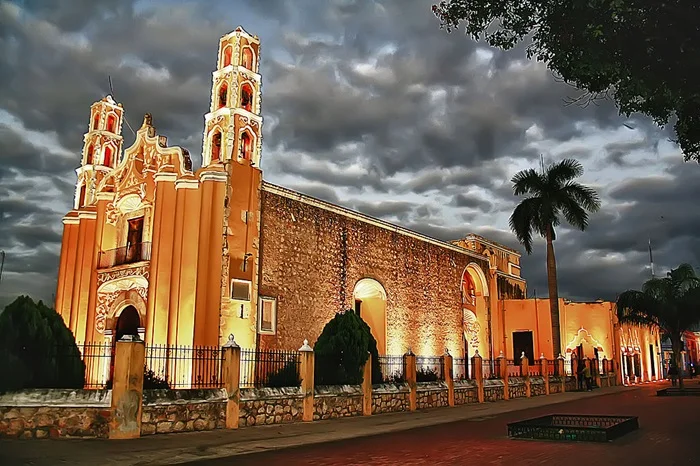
left=583, top=364, right=592, bottom=391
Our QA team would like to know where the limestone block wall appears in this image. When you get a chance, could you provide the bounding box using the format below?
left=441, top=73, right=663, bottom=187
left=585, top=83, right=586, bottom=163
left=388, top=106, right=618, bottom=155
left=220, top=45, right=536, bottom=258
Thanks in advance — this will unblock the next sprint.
left=508, top=377, right=527, bottom=399
left=483, top=379, right=505, bottom=402
left=372, top=383, right=411, bottom=413
left=238, top=387, right=304, bottom=427
left=530, top=377, right=546, bottom=396
left=0, top=389, right=111, bottom=439
left=313, top=385, right=363, bottom=420
left=140, top=389, right=227, bottom=435
left=454, top=380, right=478, bottom=405
left=565, top=376, right=578, bottom=391
left=416, top=382, right=449, bottom=409
left=549, top=377, right=562, bottom=394
left=258, top=187, right=490, bottom=356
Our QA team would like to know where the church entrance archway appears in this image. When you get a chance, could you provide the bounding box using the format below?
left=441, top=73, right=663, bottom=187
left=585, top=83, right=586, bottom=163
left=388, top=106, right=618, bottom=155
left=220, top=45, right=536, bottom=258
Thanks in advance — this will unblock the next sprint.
left=461, top=264, right=488, bottom=368
left=115, top=305, right=140, bottom=341
left=353, top=279, right=387, bottom=355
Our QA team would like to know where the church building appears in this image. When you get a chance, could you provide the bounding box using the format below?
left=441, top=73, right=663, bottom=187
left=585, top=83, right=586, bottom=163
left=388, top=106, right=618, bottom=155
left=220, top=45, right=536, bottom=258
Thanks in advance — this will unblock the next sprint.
left=54, top=27, right=661, bottom=386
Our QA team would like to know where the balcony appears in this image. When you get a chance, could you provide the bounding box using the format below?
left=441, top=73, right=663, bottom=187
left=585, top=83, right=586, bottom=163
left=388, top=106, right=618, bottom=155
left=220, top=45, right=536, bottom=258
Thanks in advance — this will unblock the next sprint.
left=98, top=242, right=152, bottom=269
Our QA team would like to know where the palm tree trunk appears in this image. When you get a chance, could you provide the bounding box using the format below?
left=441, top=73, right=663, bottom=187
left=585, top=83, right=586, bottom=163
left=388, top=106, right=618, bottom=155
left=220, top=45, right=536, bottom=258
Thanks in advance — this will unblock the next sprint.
left=672, top=335, right=684, bottom=389
left=546, top=224, right=562, bottom=356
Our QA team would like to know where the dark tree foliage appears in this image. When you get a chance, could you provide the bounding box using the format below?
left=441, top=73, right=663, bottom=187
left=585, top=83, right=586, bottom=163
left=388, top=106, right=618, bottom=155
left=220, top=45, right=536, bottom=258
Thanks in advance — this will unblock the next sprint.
left=0, top=296, right=85, bottom=391
left=509, top=159, right=600, bottom=356
left=433, top=1, right=700, bottom=162
left=314, top=310, right=383, bottom=386
left=266, top=360, right=302, bottom=388
left=617, top=263, right=700, bottom=389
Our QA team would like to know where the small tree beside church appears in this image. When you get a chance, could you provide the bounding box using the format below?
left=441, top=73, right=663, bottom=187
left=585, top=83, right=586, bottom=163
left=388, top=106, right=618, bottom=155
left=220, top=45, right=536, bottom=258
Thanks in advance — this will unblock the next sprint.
left=314, top=310, right=383, bottom=385
left=0, top=296, right=85, bottom=391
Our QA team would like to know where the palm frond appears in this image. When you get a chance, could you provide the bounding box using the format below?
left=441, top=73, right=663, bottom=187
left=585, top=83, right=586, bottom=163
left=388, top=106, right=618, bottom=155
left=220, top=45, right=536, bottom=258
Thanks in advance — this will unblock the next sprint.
left=558, top=196, right=589, bottom=231
left=509, top=197, right=541, bottom=254
left=616, top=290, right=663, bottom=329
left=511, top=169, right=544, bottom=196
left=546, top=159, right=584, bottom=186
left=561, top=182, right=601, bottom=213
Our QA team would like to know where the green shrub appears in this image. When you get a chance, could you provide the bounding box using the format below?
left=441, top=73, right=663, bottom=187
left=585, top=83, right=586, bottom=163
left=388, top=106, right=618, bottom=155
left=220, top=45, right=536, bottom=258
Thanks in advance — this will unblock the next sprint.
left=0, top=296, right=85, bottom=391
left=106, top=366, right=171, bottom=390
left=314, top=310, right=383, bottom=386
left=266, top=360, right=301, bottom=388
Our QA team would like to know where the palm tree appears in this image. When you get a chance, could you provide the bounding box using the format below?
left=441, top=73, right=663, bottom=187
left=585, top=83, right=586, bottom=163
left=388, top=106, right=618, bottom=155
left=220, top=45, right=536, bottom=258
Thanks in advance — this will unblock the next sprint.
left=509, top=158, right=601, bottom=356
left=617, top=263, right=700, bottom=389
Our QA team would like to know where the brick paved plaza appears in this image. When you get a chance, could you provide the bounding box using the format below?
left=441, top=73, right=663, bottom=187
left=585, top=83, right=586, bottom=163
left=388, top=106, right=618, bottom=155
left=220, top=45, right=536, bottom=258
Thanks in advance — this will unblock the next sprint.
left=202, top=383, right=699, bottom=466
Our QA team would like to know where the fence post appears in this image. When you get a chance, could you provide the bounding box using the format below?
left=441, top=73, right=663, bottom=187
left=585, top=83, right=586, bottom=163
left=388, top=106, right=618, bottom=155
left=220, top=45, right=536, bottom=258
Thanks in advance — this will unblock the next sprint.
left=594, top=358, right=602, bottom=388
left=299, top=339, right=314, bottom=422
left=614, top=359, right=623, bottom=386
left=557, top=354, right=566, bottom=393
left=109, top=336, right=145, bottom=439
left=521, top=352, right=531, bottom=398
left=444, top=350, right=454, bottom=407
left=222, top=334, right=241, bottom=429
left=497, top=351, right=508, bottom=400
left=602, top=358, right=609, bottom=387
left=405, top=349, right=417, bottom=411
left=540, top=354, right=549, bottom=395
left=572, top=358, right=580, bottom=390
left=362, top=352, right=372, bottom=416
left=472, top=350, right=484, bottom=403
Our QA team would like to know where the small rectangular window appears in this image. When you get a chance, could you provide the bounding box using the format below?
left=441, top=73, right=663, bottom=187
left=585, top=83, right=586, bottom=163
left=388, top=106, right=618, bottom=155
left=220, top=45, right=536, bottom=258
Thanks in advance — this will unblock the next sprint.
left=258, top=297, right=277, bottom=334
left=231, top=279, right=251, bottom=301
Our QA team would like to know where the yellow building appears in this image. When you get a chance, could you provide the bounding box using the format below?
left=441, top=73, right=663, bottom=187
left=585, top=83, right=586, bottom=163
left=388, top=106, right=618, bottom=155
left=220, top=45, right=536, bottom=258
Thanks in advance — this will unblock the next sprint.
left=54, top=27, right=660, bottom=386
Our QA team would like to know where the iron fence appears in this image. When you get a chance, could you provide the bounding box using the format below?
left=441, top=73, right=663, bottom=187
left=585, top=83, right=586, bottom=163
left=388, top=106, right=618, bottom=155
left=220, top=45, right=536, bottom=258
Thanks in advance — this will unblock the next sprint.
left=416, top=356, right=444, bottom=381
left=507, top=359, right=521, bottom=378
left=378, top=355, right=405, bottom=383
left=77, top=342, right=113, bottom=389
left=98, top=242, right=152, bottom=268
left=145, top=344, right=224, bottom=389
left=240, top=348, right=301, bottom=389
left=453, top=357, right=470, bottom=380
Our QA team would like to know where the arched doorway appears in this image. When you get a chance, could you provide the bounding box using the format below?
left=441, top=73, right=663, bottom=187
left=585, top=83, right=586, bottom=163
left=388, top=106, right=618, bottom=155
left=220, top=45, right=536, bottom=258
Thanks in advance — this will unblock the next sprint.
left=115, top=305, right=140, bottom=341
left=353, top=279, right=387, bottom=354
left=461, top=264, right=488, bottom=367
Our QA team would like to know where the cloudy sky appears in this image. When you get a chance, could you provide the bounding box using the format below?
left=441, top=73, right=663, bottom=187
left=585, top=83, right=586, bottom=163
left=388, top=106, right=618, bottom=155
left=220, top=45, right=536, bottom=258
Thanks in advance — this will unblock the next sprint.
left=1, top=0, right=698, bottom=309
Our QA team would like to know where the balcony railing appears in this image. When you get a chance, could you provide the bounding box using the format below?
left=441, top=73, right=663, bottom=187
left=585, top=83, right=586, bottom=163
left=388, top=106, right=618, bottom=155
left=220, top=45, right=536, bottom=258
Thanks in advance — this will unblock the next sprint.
left=98, top=242, right=152, bottom=269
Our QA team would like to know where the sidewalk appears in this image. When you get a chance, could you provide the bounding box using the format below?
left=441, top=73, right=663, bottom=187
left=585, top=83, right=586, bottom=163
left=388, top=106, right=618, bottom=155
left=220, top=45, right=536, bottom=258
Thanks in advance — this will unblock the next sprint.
left=1, top=385, right=641, bottom=466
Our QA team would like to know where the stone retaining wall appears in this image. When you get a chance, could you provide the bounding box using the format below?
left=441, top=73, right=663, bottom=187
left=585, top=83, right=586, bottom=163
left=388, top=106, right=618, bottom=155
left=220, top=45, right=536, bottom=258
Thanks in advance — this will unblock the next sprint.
left=0, top=389, right=111, bottom=439
left=313, top=385, right=363, bottom=420
left=549, top=377, right=562, bottom=394
left=530, top=377, right=546, bottom=396
left=140, top=389, right=227, bottom=435
left=372, top=383, right=410, bottom=413
left=416, top=382, right=449, bottom=409
left=454, top=380, right=478, bottom=405
left=484, top=379, right=505, bottom=402
left=565, top=376, right=578, bottom=391
left=507, top=377, right=527, bottom=398
left=239, top=387, right=304, bottom=427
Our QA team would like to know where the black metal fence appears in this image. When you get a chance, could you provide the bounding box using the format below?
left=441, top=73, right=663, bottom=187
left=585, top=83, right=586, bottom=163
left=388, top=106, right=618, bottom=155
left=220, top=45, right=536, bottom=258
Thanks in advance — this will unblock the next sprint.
left=240, top=348, right=301, bottom=389
left=453, top=357, right=470, bottom=380
left=98, top=242, right=152, bottom=268
left=77, top=342, right=113, bottom=389
left=416, top=356, right=444, bottom=381
left=145, top=344, right=224, bottom=389
left=378, top=355, right=405, bottom=383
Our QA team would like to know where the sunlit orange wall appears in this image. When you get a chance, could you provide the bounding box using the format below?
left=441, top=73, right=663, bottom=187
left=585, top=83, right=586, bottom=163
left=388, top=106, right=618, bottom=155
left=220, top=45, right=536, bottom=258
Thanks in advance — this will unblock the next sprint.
left=501, top=298, right=554, bottom=359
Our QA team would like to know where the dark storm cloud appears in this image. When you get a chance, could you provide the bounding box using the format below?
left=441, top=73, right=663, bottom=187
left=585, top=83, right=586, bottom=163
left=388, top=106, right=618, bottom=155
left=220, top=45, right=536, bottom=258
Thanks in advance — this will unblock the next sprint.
left=453, top=193, right=493, bottom=212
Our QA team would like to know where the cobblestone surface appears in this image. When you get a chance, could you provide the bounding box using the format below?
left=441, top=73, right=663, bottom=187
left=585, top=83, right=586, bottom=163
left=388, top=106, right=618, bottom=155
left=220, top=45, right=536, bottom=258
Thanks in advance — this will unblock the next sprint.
left=225, top=384, right=700, bottom=466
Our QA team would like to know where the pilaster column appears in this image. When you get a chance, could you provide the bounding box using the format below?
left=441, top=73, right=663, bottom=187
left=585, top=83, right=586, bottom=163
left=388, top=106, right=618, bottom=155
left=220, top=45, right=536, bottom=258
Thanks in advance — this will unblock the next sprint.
left=223, top=334, right=241, bottom=429
left=299, top=339, right=315, bottom=422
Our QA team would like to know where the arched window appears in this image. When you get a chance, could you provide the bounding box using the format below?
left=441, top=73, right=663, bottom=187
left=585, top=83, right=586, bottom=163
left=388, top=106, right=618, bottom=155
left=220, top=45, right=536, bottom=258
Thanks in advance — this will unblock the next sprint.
left=240, top=131, right=253, bottom=160
left=211, top=130, right=222, bottom=162
left=93, top=113, right=100, bottom=131
left=107, top=114, right=117, bottom=133
left=241, top=47, right=254, bottom=70
left=218, top=82, right=228, bottom=109
left=222, top=45, right=232, bottom=67
left=240, top=83, right=253, bottom=112
left=86, top=145, right=94, bottom=164
left=103, top=146, right=113, bottom=166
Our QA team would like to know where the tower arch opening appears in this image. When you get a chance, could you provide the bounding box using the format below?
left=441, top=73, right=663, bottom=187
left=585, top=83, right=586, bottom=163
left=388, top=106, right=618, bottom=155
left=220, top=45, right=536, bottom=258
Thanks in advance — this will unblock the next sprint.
left=210, top=130, right=222, bottom=163
left=241, top=46, right=255, bottom=70
left=240, top=130, right=254, bottom=160
left=240, top=83, right=253, bottom=112
left=93, top=113, right=100, bottom=131
left=106, top=114, right=117, bottom=133
left=86, top=144, right=94, bottom=164
left=353, top=278, right=387, bottom=354
left=222, top=44, right=232, bottom=68
left=103, top=145, right=113, bottom=166
left=218, top=82, right=228, bottom=109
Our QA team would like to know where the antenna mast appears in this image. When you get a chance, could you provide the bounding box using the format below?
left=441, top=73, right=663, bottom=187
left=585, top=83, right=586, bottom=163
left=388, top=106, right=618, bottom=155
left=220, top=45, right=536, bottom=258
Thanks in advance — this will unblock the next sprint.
left=108, top=75, right=136, bottom=137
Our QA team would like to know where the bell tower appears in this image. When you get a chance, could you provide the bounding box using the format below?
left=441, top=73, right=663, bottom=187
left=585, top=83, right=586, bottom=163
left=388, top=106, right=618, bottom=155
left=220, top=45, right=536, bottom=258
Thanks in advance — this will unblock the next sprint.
left=75, top=95, right=124, bottom=209
left=202, top=26, right=262, bottom=167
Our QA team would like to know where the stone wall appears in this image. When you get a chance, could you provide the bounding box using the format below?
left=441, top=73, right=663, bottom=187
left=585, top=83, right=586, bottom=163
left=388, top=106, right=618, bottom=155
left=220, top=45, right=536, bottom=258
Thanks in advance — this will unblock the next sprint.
left=314, top=385, right=363, bottom=420
left=372, top=383, right=410, bottom=414
left=416, top=382, right=449, bottom=409
left=454, top=380, right=478, bottom=405
left=530, top=377, right=546, bottom=396
left=549, top=377, right=562, bottom=394
left=507, top=377, right=527, bottom=398
left=0, top=389, right=111, bottom=439
left=483, top=379, right=505, bottom=402
left=258, top=187, right=490, bottom=355
left=140, top=389, right=226, bottom=435
left=239, top=387, right=304, bottom=427
left=565, top=376, right=578, bottom=391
